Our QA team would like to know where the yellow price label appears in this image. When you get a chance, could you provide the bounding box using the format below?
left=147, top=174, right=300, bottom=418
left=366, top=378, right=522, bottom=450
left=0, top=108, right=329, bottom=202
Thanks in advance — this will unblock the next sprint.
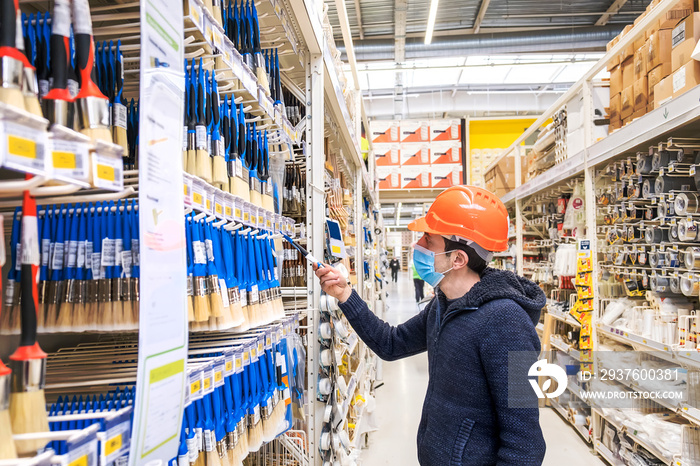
left=96, top=164, right=115, bottom=182
left=184, top=184, right=189, bottom=196
left=243, top=212, right=250, bottom=221
left=8, top=135, right=36, bottom=159
left=258, top=215, right=263, bottom=224
left=203, top=377, right=211, bottom=389
left=258, top=342, right=264, bottom=352
left=214, top=371, right=223, bottom=382
left=225, top=206, right=232, bottom=216
left=53, top=151, right=76, bottom=169
left=225, top=361, right=233, bottom=372
left=193, top=192, right=203, bottom=205
left=235, top=208, right=242, bottom=218
left=190, top=380, right=201, bottom=394
left=105, top=433, right=123, bottom=456
left=251, top=348, right=257, bottom=358
left=68, top=455, right=88, bottom=466
left=206, top=199, right=211, bottom=210
left=235, top=359, right=242, bottom=369
left=215, top=203, right=223, bottom=214
left=243, top=352, right=250, bottom=362
left=266, top=220, right=271, bottom=228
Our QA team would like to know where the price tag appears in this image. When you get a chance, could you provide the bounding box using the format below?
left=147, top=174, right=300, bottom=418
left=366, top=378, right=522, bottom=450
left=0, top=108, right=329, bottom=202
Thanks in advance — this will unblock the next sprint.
left=202, top=365, right=214, bottom=395
left=183, top=175, right=193, bottom=206
left=214, top=191, right=224, bottom=218
left=92, top=151, right=124, bottom=191
left=213, top=359, right=225, bottom=388
left=224, top=351, right=234, bottom=376
left=50, top=137, right=90, bottom=183
left=243, top=202, right=251, bottom=225
left=692, top=166, right=696, bottom=176
left=660, top=167, right=665, bottom=176
left=213, top=27, right=223, bottom=50
left=2, top=121, right=49, bottom=175
left=192, top=179, right=205, bottom=209
left=190, top=369, right=203, bottom=401
left=188, top=0, right=204, bottom=31
left=235, top=351, right=244, bottom=373
left=234, top=196, right=243, bottom=222
left=103, top=417, right=130, bottom=463
left=224, top=193, right=234, bottom=219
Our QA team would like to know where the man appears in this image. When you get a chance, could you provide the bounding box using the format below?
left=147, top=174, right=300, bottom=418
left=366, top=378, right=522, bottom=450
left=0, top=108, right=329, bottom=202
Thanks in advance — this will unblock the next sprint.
left=389, top=257, right=400, bottom=283
left=315, top=186, right=546, bottom=465
left=411, top=257, right=425, bottom=303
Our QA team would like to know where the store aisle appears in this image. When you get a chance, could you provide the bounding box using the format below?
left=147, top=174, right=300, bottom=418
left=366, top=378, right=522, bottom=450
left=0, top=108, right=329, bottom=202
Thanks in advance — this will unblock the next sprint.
left=360, top=273, right=604, bottom=466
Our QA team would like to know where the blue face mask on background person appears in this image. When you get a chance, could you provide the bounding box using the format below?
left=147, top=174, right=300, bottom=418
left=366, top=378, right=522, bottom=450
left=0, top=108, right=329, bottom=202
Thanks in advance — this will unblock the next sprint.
left=412, top=244, right=453, bottom=287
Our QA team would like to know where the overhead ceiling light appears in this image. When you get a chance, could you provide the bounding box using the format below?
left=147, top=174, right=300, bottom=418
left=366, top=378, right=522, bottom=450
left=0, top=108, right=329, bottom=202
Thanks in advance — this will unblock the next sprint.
left=424, top=0, right=439, bottom=45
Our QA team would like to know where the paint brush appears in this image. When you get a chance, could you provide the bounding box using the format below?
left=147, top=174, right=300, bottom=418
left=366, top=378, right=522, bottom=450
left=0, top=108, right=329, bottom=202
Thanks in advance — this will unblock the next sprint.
left=111, top=201, right=127, bottom=330
left=186, top=215, right=195, bottom=323
left=45, top=205, right=64, bottom=330
left=0, top=0, right=27, bottom=111
left=72, top=0, right=113, bottom=146
left=211, top=69, right=227, bottom=188
left=120, top=201, right=135, bottom=329
left=281, top=234, right=324, bottom=269
left=0, top=359, right=15, bottom=459
left=57, top=204, right=80, bottom=330
left=192, top=214, right=210, bottom=323
left=212, top=222, right=237, bottom=329
left=84, top=203, right=98, bottom=331
left=187, top=60, right=198, bottom=175
left=204, top=219, right=225, bottom=324
left=16, top=10, right=40, bottom=116
left=222, top=94, right=232, bottom=194
left=9, top=178, right=49, bottom=456
left=94, top=203, right=113, bottom=329
left=260, top=131, right=274, bottom=212
left=247, top=124, right=262, bottom=207
left=73, top=205, right=89, bottom=331
left=184, top=62, right=190, bottom=171
left=2, top=210, right=21, bottom=333
left=254, top=236, right=272, bottom=324
left=246, top=344, right=263, bottom=451
left=221, top=226, right=244, bottom=327
left=130, top=201, right=140, bottom=324
left=195, top=59, right=212, bottom=183
left=233, top=230, right=250, bottom=331
left=250, top=2, right=269, bottom=96
left=113, top=40, right=129, bottom=158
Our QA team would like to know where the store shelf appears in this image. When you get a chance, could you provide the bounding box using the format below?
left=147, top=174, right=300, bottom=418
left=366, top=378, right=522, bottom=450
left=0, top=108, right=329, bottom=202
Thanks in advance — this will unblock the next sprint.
left=596, top=407, right=673, bottom=465
left=502, top=84, right=700, bottom=206
left=595, top=440, right=624, bottom=466
left=551, top=398, right=591, bottom=443
left=550, top=335, right=581, bottom=361
left=536, top=322, right=545, bottom=336
left=547, top=308, right=582, bottom=328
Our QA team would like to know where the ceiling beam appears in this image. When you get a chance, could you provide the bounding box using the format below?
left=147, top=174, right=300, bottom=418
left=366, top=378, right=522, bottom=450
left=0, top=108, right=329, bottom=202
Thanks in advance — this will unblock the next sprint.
left=353, top=0, right=365, bottom=40
left=473, top=0, right=492, bottom=34
left=394, top=0, right=407, bottom=119
left=596, top=0, right=630, bottom=26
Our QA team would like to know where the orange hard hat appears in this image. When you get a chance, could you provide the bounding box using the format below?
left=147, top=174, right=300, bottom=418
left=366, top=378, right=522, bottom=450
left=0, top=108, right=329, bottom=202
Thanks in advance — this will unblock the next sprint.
left=407, top=185, right=509, bottom=252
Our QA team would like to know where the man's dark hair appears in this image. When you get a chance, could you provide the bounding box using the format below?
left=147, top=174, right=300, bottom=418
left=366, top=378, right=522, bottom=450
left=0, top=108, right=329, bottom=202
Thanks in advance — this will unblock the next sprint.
left=444, top=238, right=488, bottom=274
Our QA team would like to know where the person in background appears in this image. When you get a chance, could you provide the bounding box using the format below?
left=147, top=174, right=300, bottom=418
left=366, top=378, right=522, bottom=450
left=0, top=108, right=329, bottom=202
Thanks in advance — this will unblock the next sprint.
left=389, top=257, right=400, bottom=283
left=314, top=185, right=546, bottom=466
left=411, top=258, right=425, bottom=303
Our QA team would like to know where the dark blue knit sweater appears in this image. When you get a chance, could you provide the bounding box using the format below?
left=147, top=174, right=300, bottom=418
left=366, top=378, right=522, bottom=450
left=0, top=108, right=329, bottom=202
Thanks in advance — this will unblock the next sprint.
left=339, top=268, right=547, bottom=466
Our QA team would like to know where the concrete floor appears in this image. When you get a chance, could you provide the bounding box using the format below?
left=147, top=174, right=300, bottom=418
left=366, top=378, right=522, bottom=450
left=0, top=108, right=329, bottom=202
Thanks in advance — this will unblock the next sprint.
left=359, top=272, right=605, bottom=466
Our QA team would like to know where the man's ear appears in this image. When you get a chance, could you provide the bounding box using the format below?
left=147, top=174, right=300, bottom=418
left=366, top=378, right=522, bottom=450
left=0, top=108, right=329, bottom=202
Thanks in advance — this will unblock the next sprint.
left=451, top=250, right=469, bottom=270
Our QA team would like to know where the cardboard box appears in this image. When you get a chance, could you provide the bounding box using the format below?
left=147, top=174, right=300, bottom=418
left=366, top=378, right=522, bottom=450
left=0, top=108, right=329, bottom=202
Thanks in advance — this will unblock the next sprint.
left=648, top=64, right=668, bottom=103
left=621, top=85, right=634, bottom=119
left=609, top=118, right=622, bottom=133
left=672, top=60, right=700, bottom=97
left=647, top=29, right=673, bottom=71
left=672, top=12, right=700, bottom=71
left=623, top=116, right=633, bottom=126
left=609, top=93, right=621, bottom=122
left=610, top=65, right=622, bottom=96
left=660, top=0, right=695, bottom=30
left=620, top=25, right=635, bottom=62
left=647, top=20, right=660, bottom=40
left=634, top=46, right=648, bottom=80
left=633, top=108, right=646, bottom=120
left=622, top=57, right=635, bottom=89
left=634, top=77, right=648, bottom=111
left=607, top=37, right=620, bottom=71
left=654, top=76, right=673, bottom=108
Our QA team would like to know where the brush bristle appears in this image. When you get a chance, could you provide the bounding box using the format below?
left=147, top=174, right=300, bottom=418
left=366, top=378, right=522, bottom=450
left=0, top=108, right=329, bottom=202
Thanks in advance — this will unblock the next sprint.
left=0, top=409, right=17, bottom=459
left=9, top=390, right=49, bottom=456
left=261, top=194, right=274, bottom=213
left=212, top=156, right=227, bottom=187
left=187, top=295, right=195, bottom=322
left=231, top=177, right=250, bottom=203
left=45, top=303, right=60, bottom=333
left=209, top=292, right=225, bottom=318
left=81, top=126, right=113, bottom=145
left=56, top=302, right=73, bottom=332
left=194, top=451, right=205, bottom=466
left=0, top=88, right=26, bottom=112
left=23, top=96, right=43, bottom=118
left=114, top=126, right=129, bottom=159
left=249, top=190, right=262, bottom=208
left=196, top=150, right=213, bottom=184
left=229, top=300, right=244, bottom=328
left=122, top=300, right=136, bottom=330
left=256, top=69, right=270, bottom=97
left=205, top=448, right=222, bottom=466
left=187, top=149, right=198, bottom=176
left=247, top=421, right=263, bottom=453
left=72, top=302, right=88, bottom=333
left=193, top=295, right=210, bottom=322
left=237, top=426, right=249, bottom=461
